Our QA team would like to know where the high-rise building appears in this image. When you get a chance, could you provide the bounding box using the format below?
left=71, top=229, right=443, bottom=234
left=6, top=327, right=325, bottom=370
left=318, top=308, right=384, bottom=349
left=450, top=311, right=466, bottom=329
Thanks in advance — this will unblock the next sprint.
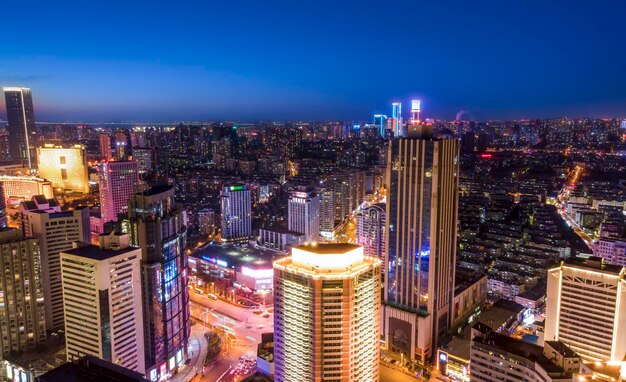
left=3, top=87, right=36, bottom=167
left=20, top=196, right=90, bottom=331
left=212, top=139, right=231, bottom=171
left=128, top=185, right=189, bottom=380
left=356, top=203, right=386, bottom=260
left=391, top=102, right=402, bottom=137
left=0, top=228, right=46, bottom=358
left=594, top=239, right=626, bottom=267
left=545, top=257, right=626, bottom=362
left=197, top=208, right=217, bottom=237
left=99, top=161, right=140, bottom=224
left=99, top=132, right=112, bottom=160
left=317, top=186, right=335, bottom=241
left=374, top=114, right=388, bottom=137
left=60, top=232, right=145, bottom=373
left=132, top=147, right=155, bottom=174
left=220, top=184, right=251, bottom=242
left=0, top=182, right=7, bottom=227
left=115, top=129, right=129, bottom=160
left=287, top=187, right=319, bottom=243
left=273, top=243, right=381, bottom=382
left=382, top=123, right=459, bottom=361
left=37, top=144, right=90, bottom=193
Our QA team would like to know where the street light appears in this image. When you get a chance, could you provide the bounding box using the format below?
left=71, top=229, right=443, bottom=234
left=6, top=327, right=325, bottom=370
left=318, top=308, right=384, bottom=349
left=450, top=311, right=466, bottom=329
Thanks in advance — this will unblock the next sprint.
left=200, top=308, right=212, bottom=334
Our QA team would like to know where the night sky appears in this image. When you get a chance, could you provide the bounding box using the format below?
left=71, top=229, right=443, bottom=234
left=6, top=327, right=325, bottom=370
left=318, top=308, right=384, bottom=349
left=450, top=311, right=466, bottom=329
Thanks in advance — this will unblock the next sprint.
left=2, top=0, right=626, bottom=122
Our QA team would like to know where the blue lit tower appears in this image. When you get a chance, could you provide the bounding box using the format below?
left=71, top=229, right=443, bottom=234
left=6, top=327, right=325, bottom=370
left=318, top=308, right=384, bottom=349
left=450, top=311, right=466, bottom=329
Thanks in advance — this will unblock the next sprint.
left=374, top=114, right=388, bottom=137
left=392, top=102, right=402, bottom=137
left=382, top=122, right=459, bottom=362
left=128, top=185, right=190, bottom=380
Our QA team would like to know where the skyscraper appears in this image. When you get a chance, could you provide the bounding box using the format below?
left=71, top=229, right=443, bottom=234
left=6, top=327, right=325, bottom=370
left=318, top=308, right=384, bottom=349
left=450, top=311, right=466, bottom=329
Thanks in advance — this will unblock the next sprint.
left=0, top=228, right=46, bottom=358
left=374, top=114, right=388, bottom=137
left=128, top=185, right=189, bottom=380
left=391, top=102, right=402, bottom=137
left=115, top=129, right=129, bottom=160
left=20, top=196, right=90, bottom=331
left=382, top=123, right=459, bottom=361
left=99, top=132, right=112, bottom=160
left=273, top=243, right=381, bottom=382
left=545, top=257, right=626, bottom=362
left=317, top=185, right=335, bottom=241
left=0, top=182, right=7, bottom=227
left=3, top=87, right=36, bottom=168
left=37, top=144, right=90, bottom=193
left=356, top=203, right=386, bottom=260
left=220, top=184, right=251, bottom=242
left=99, top=161, right=140, bottom=224
left=60, top=232, right=145, bottom=373
left=287, top=187, right=319, bottom=243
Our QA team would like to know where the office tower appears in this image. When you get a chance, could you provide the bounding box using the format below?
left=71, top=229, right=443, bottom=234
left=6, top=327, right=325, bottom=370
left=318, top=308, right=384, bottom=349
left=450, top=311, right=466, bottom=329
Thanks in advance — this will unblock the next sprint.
left=60, top=233, right=145, bottom=373
left=0, top=175, right=54, bottom=201
left=356, top=203, right=386, bottom=260
left=115, top=129, right=129, bottom=160
left=99, top=161, right=140, bottom=224
left=374, top=114, right=388, bottom=137
left=0, top=228, right=46, bottom=358
left=382, top=122, right=459, bottom=361
left=287, top=187, right=319, bottom=243
left=128, top=185, right=189, bottom=380
left=3, top=87, right=36, bottom=167
left=391, top=102, right=402, bottom=137
left=20, top=196, right=90, bottom=331
left=197, top=208, right=217, bottom=237
left=470, top=323, right=580, bottom=382
left=273, top=243, right=381, bottom=382
left=132, top=147, right=155, bottom=174
left=37, top=144, right=90, bottom=193
left=220, top=184, right=251, bottom=242
left=545, top=257, right=626, bottom=362
left=99, top=132, right=112, bottom=160
left=317, top=186, right=335, bottom=241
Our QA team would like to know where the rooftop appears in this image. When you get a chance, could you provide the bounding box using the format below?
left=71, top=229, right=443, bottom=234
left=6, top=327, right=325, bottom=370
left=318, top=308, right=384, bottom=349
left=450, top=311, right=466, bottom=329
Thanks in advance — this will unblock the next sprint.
left=191, top=243, right=278, bottom=270
left=37, top=355, right=148, bottom=382
left=294, top=243, right=360, bottom=254
left=562, top=256, right=624, bottom=275
left=63, top=244, right=139, bottom=261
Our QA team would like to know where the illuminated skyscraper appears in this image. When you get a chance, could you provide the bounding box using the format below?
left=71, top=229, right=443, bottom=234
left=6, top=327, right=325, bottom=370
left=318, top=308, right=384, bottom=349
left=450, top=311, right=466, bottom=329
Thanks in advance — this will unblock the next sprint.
left=220, top=184, right=251, bottom=242
left=317, top=185, right=335, bottom=240
left=3, top=87, right=36, bottom=168
left=288, top=187, right=319, bottom=243
left=0, top=182, right=6, bottom=227
left=391, top=102, right=402, bottom=137
left=115, top=129, right=128, bottom=160
left=37, top=144, right=89, bottom=193
left=128, top=185, right=189, bottom=380
left=20, top=197, right=90, bottom=331
left=382, top=123, right=459, bottom=361
left=356, top=203, right=386, bottom=260
left=98, top=161, right=140, bottom=224
left=273, top=243, right=381, bottom=382
left=545, top=257, right=626, bottom=362
left=60, top=233, right=145, bottom=373
left=0, top=228, right=46, bottom=358
left=99, top=132, right=112, bottom=160
left=374, top=114, right=388, bottom=137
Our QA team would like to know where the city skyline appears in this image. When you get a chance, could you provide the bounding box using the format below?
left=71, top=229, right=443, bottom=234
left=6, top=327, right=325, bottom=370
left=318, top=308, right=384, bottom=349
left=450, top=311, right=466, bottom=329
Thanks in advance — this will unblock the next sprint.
left=2, top=1, right=626, bottom=122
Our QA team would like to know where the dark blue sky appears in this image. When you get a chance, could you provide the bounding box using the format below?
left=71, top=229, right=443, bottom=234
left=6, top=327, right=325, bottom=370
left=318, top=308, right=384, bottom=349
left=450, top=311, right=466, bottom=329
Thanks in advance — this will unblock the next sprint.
left=2, top=0, right=626, bottom=121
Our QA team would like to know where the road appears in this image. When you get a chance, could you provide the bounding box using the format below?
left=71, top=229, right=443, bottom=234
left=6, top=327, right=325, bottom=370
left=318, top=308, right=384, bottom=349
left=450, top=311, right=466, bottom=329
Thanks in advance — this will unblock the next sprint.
left=380, top=365, right=419, bottom=382
left=188, top=289, right=273, bottom=382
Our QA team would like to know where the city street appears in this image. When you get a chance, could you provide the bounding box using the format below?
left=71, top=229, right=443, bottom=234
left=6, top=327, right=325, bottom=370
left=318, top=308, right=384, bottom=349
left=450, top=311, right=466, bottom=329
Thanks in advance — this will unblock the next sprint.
left=380, top=365, right=419, bottom=382
left=188, top=289, right=273, bottom=382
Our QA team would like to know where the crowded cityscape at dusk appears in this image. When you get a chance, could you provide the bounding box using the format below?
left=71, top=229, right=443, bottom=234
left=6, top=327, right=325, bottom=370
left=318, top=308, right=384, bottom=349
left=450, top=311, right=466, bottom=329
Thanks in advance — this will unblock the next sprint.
left=1, top=1, right=626, bottom=382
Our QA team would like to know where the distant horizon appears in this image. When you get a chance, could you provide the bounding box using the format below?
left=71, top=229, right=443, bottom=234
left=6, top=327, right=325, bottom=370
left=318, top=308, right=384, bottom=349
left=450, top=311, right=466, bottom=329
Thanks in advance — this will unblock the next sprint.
left=3, top=1, right=626, bottom=122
